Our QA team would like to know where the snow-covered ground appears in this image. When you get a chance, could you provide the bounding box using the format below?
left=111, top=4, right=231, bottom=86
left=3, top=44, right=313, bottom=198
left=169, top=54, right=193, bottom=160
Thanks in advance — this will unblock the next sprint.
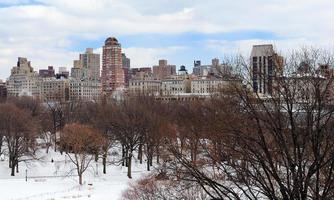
left=0, top=150, right=150, bottom=200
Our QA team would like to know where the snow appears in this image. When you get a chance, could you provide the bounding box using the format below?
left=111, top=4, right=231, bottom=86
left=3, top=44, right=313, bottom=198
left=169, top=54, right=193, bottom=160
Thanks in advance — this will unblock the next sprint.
left=0, top=149, right=150, bottom=200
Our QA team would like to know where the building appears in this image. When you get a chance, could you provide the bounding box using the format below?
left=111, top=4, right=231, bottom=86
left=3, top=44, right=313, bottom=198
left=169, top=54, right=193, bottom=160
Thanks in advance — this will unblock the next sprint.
left=193, top=60, right=201, bottom=76
left=128, top=79, right=161, bottom=95
left=191, top=78, right=227, bottom=94
left=178, top=65, right=188, bottom=76
left=152, top=59, right=176, bottom=79
left=250, top=44, right=283, bottom=95
left=71, top=60, right=85, bottom=80
left=102, top=37, right=125, bottom=94
left=39, top=66, right=55, bottom=78
left=122, top=53, right=131, bottom=86
left=69, top=80, right=101, bottom=102
left=192, top=59, right=227, bottom=77
left=71, top=48, right=100, bottom=81
left=0, top=80, right=7, bottom=102
left=161, top=79, right=187, bottom=96
left=81, top=48, right=100, bottom=81
left=7, top=57, right=40, bottom=97
left=130, top=68, right=152, bottom=80
left=39, top=77, right=69, bottom=102
left=122, top=53, right=130, bottom=69
left=57, top=67, right=70, bottom=78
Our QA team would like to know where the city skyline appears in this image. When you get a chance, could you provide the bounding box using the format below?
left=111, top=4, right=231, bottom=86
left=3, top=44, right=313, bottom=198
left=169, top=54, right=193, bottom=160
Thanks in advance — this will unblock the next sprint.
left=1, top=0, right=334, bottom=80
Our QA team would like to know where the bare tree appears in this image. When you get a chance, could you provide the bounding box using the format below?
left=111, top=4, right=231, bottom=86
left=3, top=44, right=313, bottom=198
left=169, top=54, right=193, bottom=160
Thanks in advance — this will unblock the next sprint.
left=165, top=48, right=334, bottom=200
left=60, top=123, right=105, bottom=185
left=0, top=103, right=38, bottom=176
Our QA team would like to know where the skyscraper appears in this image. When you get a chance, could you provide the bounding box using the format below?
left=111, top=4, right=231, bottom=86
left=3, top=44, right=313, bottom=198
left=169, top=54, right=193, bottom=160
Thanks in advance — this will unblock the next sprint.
left=71, top=48, right=100, bottom=81
left=122, top=53, right=131, bottom=86
left=80, top=48, right=100, bottom=81
left=152, top=59, right=176, bottom=80
left=102, top=37, right=125, bottom=94
left=250, top=44, right=283, bottom=95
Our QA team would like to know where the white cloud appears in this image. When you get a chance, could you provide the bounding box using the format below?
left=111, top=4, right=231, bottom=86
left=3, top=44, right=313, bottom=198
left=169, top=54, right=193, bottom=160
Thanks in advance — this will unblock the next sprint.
left=1, top=0, right=334, bottom=79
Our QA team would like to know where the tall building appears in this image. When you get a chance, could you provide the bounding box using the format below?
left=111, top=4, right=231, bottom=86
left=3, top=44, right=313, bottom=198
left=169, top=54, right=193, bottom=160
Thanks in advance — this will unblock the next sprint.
left=80, top=48, right=100, bottom=81
left=71, top=48, right=100, bottom=81
left=39, top=66, right=55, bottom=78
left=122, top=53, right=131, bottom=86
left=122, top=53, right=130, bottom=69
left=250, top=44, right=283, bottom=95
left=0, top=80, right=7, bottom=102
left=102, top=37, right=125, bottom=94
left=7, top=57, right=40, bottom=97
left=71, top=60, right=85, bottom=80
left=193, top=60, right=201, bottom=76
left=152, top=59, right=176, bottom=79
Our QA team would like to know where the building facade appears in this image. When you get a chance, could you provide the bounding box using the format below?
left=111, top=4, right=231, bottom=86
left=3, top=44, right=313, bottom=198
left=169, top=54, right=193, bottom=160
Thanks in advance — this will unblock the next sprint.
left=7, top=57, right=40, bottom=97
left=152, top=59, right=176, bottom=80
left=102, top=37, right=125, bottom=94
left=250, top=44, right=283, bottom=95
left=128, top=79, right=161, bottom=95
left=191, top=78, right=226, bottom=94
left=69, top=80, right=101, bottom=102
left=39, top=66, right=55, bottom=78
left=0, top=80, right=7, bottom=102
left=39, top=77, right=69, bottom=102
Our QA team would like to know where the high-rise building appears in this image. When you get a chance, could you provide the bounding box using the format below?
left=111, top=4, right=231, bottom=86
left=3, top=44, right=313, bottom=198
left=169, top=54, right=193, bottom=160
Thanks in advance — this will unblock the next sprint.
left=122, top=53, right=130, bottom=69
left=102, top=37, right=125, bottom=94
left=80, top=48, right=100, bottom=81
left=193, top=60, right=201, bottom=76
left=71, top=60, right=84, bottom=80
left=152, top=59, right=176, bottom=79
left=7, top=57, right=40, bottom=97
left=250, top=44, right=283, bottom=95
left=0, top=80, right=7, bottom=102
left=122, top=53, right=131, bottom=86
left=39, top=66, right=55, bottom=78
left=70, top=48, right=100, bottom=81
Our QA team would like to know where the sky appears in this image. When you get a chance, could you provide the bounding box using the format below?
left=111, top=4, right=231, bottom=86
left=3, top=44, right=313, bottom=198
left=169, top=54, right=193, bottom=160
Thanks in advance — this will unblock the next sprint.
left=1, top=0, right=334, bottom=80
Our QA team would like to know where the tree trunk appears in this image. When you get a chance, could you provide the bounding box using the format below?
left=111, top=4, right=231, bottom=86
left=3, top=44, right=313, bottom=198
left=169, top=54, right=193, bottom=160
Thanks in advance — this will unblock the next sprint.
left=103, top=152, right=107, bottom=174
left=127, top=152, right=132, bottom=179
left=122, top=145, right=125, bottom=166
left=16, top=162, right=19, bottom=173
left=11, top=161, right=15, bottom=176
left=46, top=144, right=49, bottom=154
left=156, top=146, right=160, bottom=164
left=138, top=144, right=143, bottom=164
left=0, top=136, right=2, bottom=155
left=79, top=173, right=83, bottom=185
left=9, top=156, right=12, bottom=168
left=125, top=148, right=129, bottom=167
left=95, top=152, right=99, bottom=162
left=147, top=145, right=150, bottom=171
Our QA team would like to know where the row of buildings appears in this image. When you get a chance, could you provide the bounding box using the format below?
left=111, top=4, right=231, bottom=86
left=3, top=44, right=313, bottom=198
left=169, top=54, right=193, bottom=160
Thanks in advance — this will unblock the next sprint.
left=2, top=37, right=295, bottom=102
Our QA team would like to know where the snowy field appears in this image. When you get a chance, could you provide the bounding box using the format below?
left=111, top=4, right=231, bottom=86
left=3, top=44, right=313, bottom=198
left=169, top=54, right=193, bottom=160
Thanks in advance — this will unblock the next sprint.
left=0, top=150, right=150, bottom=200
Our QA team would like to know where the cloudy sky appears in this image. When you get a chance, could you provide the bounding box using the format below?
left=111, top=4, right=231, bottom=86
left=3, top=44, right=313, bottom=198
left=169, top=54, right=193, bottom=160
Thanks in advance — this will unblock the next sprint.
left=0, top=0, right=334, bottom=80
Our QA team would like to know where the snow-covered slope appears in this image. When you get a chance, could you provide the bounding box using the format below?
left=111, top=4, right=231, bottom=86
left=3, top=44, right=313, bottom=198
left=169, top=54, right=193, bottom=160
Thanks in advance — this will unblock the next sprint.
left=0, top=149, right=150, bottom=200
